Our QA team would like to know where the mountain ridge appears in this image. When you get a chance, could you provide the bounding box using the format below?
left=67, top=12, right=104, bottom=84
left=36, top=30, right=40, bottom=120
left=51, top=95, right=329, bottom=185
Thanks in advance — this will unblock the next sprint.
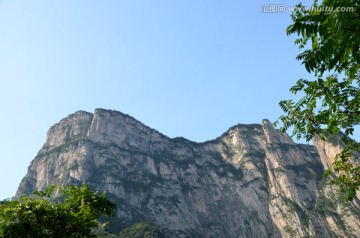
left=16, top=108, right=360, bottom=237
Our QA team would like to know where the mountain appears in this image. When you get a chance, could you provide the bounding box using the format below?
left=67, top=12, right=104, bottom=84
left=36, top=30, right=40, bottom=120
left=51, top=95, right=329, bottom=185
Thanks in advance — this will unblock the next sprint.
left=16, top=108, right=360, bottom=237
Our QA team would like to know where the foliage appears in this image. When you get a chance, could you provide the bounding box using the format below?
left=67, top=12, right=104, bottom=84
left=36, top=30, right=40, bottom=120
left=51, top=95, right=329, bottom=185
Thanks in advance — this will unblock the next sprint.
left=91, top=228, right=121, bottom=238
left=0, top=183, right=116, bottom=238
left=118, top=222, right=164, bottom=238
left=91, top=222, right=165, bottom=238
left=275, top=0, right=360, bottom=200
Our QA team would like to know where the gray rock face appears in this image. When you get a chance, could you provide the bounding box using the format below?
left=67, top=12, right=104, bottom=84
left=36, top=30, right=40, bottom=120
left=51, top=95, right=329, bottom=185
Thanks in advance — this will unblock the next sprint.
left=16, top=109, right=360, bottom=237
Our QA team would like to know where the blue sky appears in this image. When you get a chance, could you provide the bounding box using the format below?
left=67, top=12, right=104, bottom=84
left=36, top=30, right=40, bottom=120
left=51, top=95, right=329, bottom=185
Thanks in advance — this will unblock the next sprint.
left=0, top=0, right=320, bottom=199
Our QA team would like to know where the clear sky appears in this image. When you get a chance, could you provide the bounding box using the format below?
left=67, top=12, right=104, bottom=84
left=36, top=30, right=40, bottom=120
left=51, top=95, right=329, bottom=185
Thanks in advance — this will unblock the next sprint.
left=0, top=0, right=323, bottom=200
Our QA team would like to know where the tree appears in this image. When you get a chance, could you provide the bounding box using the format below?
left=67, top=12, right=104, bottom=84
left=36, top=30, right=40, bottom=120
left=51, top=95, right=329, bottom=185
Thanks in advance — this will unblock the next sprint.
left=276, top=0, right=360, bottom=200
left=118, top=222, right=164, bottom=238
left=0, top=183, right=116, bottom=238
left=91, top=222, right=165, bottom=238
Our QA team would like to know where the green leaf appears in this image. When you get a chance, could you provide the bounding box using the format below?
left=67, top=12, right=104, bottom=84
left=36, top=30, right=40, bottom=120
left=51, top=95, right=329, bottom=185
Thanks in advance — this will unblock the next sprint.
left=278, top=0, right=360, bottom=200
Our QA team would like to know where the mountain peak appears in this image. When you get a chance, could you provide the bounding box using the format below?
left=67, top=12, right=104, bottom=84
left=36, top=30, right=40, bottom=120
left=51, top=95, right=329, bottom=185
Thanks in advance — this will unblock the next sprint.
left=16, top=109, right=360, bottom=237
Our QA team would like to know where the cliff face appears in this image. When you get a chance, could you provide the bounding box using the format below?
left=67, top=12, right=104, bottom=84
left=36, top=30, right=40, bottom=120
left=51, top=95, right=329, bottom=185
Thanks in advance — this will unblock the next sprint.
left=16, top=109, right=360, bottom=237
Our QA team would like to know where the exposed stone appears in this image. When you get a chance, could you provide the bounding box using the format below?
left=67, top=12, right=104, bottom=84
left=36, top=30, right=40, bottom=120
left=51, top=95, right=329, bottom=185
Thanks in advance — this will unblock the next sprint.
left=16, top=109, right=360, bottom=237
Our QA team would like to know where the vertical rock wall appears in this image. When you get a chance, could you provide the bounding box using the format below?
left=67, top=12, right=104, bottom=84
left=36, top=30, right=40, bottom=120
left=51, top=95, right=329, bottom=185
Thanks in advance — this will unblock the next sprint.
left=16, top=109, right=360, bottom=237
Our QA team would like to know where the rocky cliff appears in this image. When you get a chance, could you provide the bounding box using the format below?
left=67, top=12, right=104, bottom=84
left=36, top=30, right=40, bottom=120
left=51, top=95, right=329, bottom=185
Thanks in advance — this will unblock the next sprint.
left=16, top=109, right=360, bottom=237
